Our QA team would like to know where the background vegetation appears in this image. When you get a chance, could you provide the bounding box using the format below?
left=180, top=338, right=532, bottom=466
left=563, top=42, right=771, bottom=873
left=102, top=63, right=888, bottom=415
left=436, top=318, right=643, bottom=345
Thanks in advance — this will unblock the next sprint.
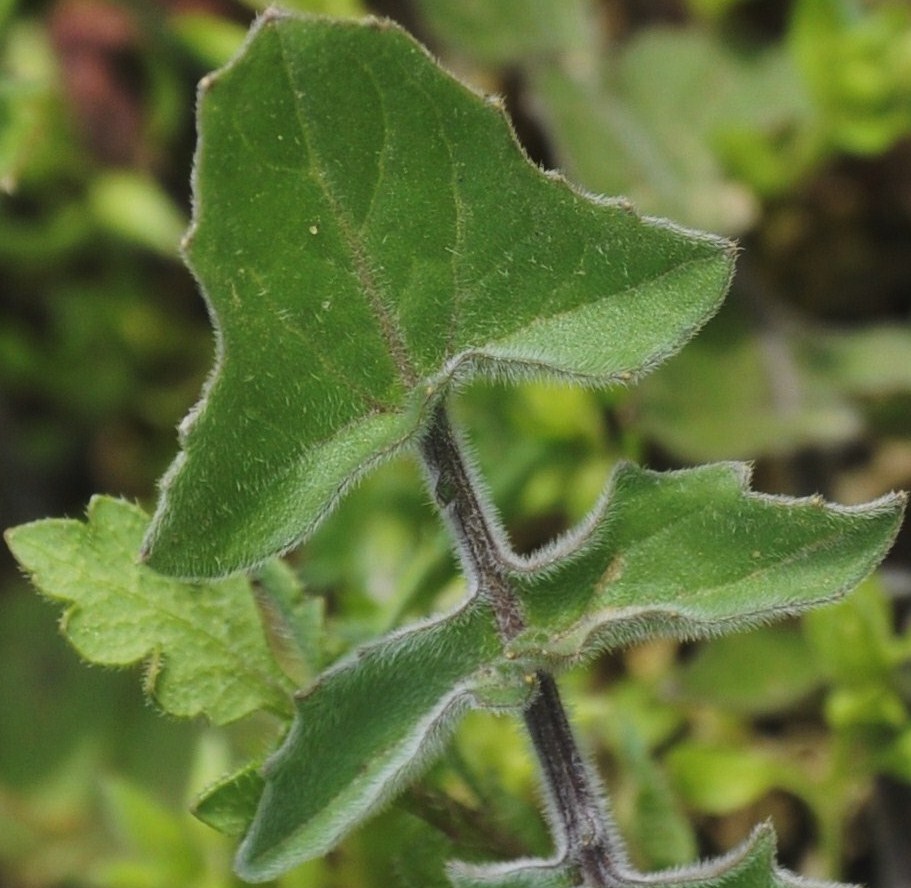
left=2, top=0, right=911, bottom=885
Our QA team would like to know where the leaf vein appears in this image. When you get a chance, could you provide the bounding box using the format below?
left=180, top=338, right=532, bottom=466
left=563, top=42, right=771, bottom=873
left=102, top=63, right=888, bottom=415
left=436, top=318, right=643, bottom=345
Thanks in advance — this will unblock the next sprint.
left=275, top=33, right=418, bottom=388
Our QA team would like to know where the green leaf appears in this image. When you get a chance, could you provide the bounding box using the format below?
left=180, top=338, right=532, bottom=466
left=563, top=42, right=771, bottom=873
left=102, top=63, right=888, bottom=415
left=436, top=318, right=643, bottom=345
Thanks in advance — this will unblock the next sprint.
left=0, top=21, right=56, bottom=192
left=803, top=576, right=896, bottom=685
left=811, top=324, right=911, bottom=397
left=142, top=10, right=735, bottom=578
left=790, top=0, right=911, bottom=155
left=87, top=171, right=186, bottom=258
left=509, top=462, right=904, bottom=665
left=170, top=12, right=248, bottom=68
left=451, top=823, right=841, bottom=887
left=635, top=823, right=842, bottom=887
left=252, top=557, right=325, bottom=686
left=612, top=725, right=698, bottom=870
left=4, top=496, right=291, bottom=725
left=235, top=601, right=509, bottom=881
left=193, top=764, right=265, bottom=837
left=637, top=308, right=911, bottom=463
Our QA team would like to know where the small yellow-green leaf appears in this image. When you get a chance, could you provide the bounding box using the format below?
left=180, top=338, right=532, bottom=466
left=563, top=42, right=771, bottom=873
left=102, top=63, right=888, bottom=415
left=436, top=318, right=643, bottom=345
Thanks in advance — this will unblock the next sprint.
left=803, top=577, right=896, bottom=685
left=252, top=557, right=324, bottom=686
left=5, top=497, right=291, bottom=724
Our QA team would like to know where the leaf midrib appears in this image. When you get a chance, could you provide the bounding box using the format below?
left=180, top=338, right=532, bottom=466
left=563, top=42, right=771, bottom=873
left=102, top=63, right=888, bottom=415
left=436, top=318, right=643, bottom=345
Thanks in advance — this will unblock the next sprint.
left=276, top=29, right=418, bottom=390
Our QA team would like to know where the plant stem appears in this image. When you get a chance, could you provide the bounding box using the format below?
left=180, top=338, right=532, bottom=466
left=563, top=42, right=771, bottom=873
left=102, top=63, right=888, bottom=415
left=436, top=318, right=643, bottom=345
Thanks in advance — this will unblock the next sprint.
left=418, top=401, right=524, bottom=641
left=419, top=402, right=619, bottom=886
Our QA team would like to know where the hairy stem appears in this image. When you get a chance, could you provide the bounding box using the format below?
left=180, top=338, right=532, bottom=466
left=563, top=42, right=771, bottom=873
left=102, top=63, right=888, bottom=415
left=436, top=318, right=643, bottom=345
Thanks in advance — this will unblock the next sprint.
left=419, top=401, right=619, bottom=886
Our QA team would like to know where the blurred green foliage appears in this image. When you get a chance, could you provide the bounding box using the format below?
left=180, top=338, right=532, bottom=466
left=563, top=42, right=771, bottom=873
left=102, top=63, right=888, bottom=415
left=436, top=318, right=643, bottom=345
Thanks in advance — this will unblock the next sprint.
left=2, top=0, right=911, bottom=886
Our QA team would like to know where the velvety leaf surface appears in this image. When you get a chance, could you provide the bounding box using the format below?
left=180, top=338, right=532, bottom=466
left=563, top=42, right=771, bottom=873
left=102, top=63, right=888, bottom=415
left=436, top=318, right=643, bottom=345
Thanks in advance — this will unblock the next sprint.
left=4, top=497, right=291, bottom=724
left=235, top=601, right=506, bottom=881
left=646, top=825, right=842, bottom=887
left=450, top=824, right=841, bottom=887
left=142, top=10, right=735, bottom=578
left=509, top=462, right=904, bottom=664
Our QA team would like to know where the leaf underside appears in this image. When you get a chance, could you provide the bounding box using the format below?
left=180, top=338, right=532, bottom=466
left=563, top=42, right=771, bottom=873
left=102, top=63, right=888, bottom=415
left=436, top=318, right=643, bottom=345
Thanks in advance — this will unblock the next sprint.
left=4, top=497, right=290, bottom=725
left=141, top=9, right=734, bottom=579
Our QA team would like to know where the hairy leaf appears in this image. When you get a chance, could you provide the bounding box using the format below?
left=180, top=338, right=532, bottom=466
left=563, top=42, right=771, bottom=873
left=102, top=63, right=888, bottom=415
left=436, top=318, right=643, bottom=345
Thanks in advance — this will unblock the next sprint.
left=450, top=825, right=836, bottom=888
left=4, top=497, right=291, bottom=724
left=142, top=10, right=735, bottom=578
left=509, top=462, right=905, bottom=664
left=234, top=601, right=511, bottom=881
left=450, top=823, right=842, bottom=888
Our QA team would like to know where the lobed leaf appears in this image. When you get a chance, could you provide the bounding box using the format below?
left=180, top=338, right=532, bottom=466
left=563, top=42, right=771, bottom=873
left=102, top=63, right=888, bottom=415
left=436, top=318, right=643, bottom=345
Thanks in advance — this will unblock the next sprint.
left=142, top=10, right=735, bottom=579
left=450, top=823, right=844, bottom=888
left=235, top=600, right=512, bottom=881
left=4, top=497, right=291, bottom=724
left=509, top=462, right=905, bottom=665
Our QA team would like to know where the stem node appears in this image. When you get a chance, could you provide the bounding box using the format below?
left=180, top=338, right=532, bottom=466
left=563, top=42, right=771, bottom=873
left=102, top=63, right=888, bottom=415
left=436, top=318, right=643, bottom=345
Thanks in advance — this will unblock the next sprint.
left=419, top=402, right=621, bottom=887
